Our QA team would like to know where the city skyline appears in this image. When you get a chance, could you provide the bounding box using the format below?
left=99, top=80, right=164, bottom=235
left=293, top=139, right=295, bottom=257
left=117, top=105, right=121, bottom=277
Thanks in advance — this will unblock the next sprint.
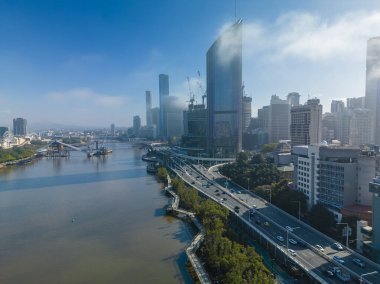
left=1, top=1, right=380, bottom=128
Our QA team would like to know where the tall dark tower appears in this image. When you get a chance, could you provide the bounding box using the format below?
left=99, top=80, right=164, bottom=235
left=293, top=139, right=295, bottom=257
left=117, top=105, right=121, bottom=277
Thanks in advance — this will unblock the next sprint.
left=159, top=74, right=169, bottom=138
left=207, top=19, right=242, bottom=157
left=146, top=90, right=152, bottom=126
left=13, top=118, right=27, bottom=136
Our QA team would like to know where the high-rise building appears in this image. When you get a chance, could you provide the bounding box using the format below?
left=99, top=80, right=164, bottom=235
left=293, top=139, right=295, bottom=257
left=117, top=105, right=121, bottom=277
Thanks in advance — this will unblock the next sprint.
left=331, top=100, right=345, bottom=113
left=269, top=95, right=290, bottom=143
left=133, top=115, right=141, bottom=137
left=164, top=96, right=184, bottom=139
left=349, top=108, right=372, bottom=146
left=322, top=113, right=337, bottom=143
left=146, top=90, right=152, bottom=127
left=242, top=96, right=252, bottom=133
left=290, top=98, right=322, bottom=146
left=257, top=106, right=269, bottom=131
left=293, top=145, right=360, bottom=211
left=110, top=123, right=115, bottom=136
left=365, top=37, right=380, bottom=144
left=0, top=126, right=8, bottom=138
left=182, top=103, right=207, bottom=149
left=287, top=92, right=300, bottom=107
left=13, top=118, right=27, bottom=136
left=159, top=74, right=169, bottom=138
left=207, top=19, right=242, bottom=158
left=347, top=97, right=365, bottom=110
left=358, top=149, right=380, bottom=206
left=151, top=107, right=160, bottom=127
left=369, top=177, right=380, bottom=260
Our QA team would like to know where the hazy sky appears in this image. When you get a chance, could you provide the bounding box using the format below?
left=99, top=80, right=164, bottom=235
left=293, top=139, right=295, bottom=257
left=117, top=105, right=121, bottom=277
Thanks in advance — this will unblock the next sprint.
left=1, top=0, right=380, bottom=129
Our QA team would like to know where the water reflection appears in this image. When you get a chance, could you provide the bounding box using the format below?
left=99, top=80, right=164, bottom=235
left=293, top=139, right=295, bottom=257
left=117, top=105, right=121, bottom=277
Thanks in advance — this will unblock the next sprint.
left=0, top=143, right=193, bottom=284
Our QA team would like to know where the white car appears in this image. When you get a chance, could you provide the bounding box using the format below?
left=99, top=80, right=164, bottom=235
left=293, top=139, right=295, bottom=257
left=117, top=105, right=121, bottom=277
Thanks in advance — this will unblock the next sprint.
left=333, top=242, right=344, bottom=251
left=288, top=249, right=297, bottom=256
left=315, top=244, right=324, bottom=252
left=285, top=226, right=293, bottom=232
left=276, top=236, right=285, bottom=242
left=289, top=239, right=298, bottom=245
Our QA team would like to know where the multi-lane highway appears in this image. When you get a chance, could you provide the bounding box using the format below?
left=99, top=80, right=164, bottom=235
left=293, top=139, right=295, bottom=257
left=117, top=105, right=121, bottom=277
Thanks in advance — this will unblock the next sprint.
left=165, top=152, right=380, bottom=284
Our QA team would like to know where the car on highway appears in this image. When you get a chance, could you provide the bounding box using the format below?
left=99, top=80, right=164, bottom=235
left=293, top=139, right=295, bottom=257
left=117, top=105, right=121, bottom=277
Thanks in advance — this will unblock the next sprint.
left=222, top=197, right=227, bottom=201
left=250, top=209, right=256, bottom=215
left=215, top=189, right=219, bottom=193
left=315, top=244, right=324, bottom=252
left=285, top=226, right=294, bottom=232
left=277, top=236, right=285, bottom=242
left=263, top=221, right=270, bottom=227
left=288, top=239, right=297, bottom=245
left=333, top=255, right=345, bottom=264
left=255, top=220, right=262, bottom=225
left=288, top=249, right=297, bottom=256
left=234, top=206, right=240, bottom=213
left=216, top=193, right=221, bottom=196
left=332, top=242, right=344, bottom=251
left=191, top=181, right=195, bottom=184
left=352, top=258, right=365, bottom=268
left=236, top=190, right=241, bottom=194
left=323, top=268, right=334, bottom=277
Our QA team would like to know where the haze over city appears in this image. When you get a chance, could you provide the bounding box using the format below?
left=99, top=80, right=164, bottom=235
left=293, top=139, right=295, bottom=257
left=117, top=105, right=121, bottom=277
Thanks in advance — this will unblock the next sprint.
left=2, top=0, right=380, bottom=128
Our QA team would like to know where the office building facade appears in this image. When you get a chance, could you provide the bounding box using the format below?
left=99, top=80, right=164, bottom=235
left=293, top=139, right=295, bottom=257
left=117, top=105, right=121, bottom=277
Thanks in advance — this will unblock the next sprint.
left=331, top=100, right=345, bottom=113
left=133, top=115, right=141, bottom=137
left=242, top=96, right=252, bottom=133
left=365, top=37, right=380, bottom=144
left=349, top=108, right=372, bottom=146
left=207, top=20, right=242, bottom=157
left=293, top=145, right=360, bottom=212
left=146, top=90, right=152, bottom=127
left=290, top=99, right=322, bottom=146
left=159, top=74, right=169, bottom=138
left=287, top=92, right=300, bottom=107
left=13, top=118, right=27, bottom=136
left=269, top=95, right=290, bottom=143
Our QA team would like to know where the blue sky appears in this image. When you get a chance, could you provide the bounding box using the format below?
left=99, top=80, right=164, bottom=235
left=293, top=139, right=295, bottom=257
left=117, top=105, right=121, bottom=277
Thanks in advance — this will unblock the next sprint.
left=1, top=0, right=380, bottom=129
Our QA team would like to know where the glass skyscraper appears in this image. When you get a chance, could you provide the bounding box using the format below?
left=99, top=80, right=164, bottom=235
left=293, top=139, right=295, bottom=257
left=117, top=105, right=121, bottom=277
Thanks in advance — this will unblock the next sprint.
left=13, top=118, right=27, bottom=136
left=365, top=37, right=380, bottom=144
left=159, top=74, right=169, bottom=138
left=207, top=19, right=242, bottom=158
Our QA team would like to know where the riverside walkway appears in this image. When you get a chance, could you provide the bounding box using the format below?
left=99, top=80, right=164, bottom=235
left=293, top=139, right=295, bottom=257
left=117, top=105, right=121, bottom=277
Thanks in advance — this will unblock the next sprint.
left=164, top=176, right=211, bottom=284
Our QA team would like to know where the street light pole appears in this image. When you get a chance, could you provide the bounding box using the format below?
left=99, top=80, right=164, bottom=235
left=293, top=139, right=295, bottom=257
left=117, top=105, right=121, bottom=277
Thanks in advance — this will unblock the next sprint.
left=291, top=201, right=301, bottom=220
left=337, top=222, right=349, bottom=248
left=268, top=187, right=272, bottom=203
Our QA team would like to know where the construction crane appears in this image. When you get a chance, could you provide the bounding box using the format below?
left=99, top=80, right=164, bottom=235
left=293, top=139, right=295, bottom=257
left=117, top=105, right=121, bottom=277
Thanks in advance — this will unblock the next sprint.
left=186, top=76, right=196, bottom=109
left=197, top=70, right=207, bottom=106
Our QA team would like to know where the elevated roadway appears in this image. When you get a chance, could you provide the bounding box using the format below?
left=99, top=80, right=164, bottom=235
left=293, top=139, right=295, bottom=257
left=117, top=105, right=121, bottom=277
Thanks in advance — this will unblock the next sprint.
left=164, top=152, right=380, bottom=284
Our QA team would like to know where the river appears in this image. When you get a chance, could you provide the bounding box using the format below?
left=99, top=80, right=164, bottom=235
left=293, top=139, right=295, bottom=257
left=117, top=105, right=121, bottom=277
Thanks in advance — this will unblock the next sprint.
left=0, top=143, right=194, bottom=284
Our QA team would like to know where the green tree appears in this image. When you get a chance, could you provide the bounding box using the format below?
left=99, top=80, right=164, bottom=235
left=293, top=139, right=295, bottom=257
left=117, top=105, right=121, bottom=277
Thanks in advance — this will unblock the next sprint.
left=308, top=204, right=335, bottom=234
left=156, top=166, right=168, bottom=184
left=260, top=143, right=278, bottom=154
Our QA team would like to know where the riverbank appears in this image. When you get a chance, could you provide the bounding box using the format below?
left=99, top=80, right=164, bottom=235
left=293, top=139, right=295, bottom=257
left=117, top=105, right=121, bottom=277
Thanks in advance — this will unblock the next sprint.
left=155, top=167, right=275, bottom=284
left=0, top=154, right=39, bottom=169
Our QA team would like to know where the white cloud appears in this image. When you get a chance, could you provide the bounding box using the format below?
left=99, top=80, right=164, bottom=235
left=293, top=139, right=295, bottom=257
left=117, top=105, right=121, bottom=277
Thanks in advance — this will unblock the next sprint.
left=47, top=88, right=126, bottom=108
left=242, top=10, right=380, bottom=61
